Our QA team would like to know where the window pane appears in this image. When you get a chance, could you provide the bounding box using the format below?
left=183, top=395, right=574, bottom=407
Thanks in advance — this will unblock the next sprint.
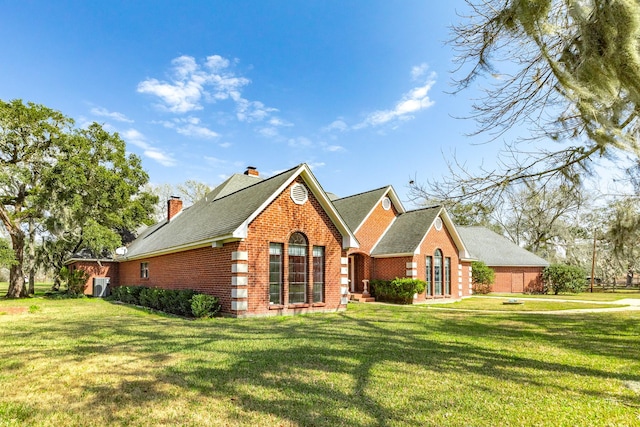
left=434, top=250, right=442, bottom=295
left=445, top=257, right=451, bottom=295
left=425, top=256, right=432, bottom=296
left=269, top=243, right=283, bottom=304
left=313, top=246, right=324, bottom=302
left=288, top=233, right=308, bottom=304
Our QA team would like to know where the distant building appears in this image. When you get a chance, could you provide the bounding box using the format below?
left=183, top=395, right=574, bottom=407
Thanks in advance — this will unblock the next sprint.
left=457, top=226, right=549, bottom=293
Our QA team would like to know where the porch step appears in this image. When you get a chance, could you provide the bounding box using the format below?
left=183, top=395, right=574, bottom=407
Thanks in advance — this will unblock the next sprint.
left=350, top=293, right=375, bottom=303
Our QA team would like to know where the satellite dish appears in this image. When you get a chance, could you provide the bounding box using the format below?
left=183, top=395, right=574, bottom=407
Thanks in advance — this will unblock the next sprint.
left=115, top=247, right=128, bottom=256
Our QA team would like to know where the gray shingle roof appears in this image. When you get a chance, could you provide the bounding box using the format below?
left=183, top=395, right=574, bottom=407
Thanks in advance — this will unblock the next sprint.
left=332, top=187, right=390, bottom=231
left=371, top=207, right=442, bottom=256
left=124, top=166, right=300, bottom=259
left=207, top=173, right=262, bottom=200
left=457, top=226, right=549, bottom=267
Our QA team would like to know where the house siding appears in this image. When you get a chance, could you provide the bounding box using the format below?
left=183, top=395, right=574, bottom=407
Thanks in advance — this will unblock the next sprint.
left=243, top=177, right=347, bottom=317
left=69, top=261, right=119, bottom=295
left=491, top=266, right=544, bottom=293
left=351, top=199, right=398, bottom=254
left=118, top=243, right=240, bottom=313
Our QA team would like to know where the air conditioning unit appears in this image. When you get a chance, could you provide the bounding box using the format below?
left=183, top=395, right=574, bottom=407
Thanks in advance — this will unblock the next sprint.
left=93, top=277, right=110, bottom=297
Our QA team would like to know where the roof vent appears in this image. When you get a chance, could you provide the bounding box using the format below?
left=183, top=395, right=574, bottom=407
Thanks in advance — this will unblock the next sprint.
left=382, top=197, right=391, bottom=211
left=434, top=217, right=443, bottom=231
left=290, top=183, right=308, bottom=205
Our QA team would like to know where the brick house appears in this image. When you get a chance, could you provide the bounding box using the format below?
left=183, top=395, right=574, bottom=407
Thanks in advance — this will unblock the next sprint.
left=332, top=187, right=475, bottom=301
left=457, top=226, right=549, bottom=293
left=69, top=163, right=548, bottom=316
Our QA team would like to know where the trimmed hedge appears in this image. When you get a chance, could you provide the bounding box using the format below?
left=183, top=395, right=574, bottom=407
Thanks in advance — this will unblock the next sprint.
left=370, top=278, right=426, bottom=304
left=110, top=286, right=220, bottom=318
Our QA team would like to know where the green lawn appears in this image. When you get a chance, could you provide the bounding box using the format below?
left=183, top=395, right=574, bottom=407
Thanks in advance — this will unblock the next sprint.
left=489, top=290, right=640, bottom=302
left=438, top=297, right=626, bottom=311
left=0, top=297, right=639, bottom=426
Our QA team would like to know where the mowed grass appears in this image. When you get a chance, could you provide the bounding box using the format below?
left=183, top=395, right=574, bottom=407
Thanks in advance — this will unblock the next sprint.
left=439, top=297, right=627, bottom=311
left=490, top=290, right=640, bottom=302
left=0, top=297, right=639, bottom=426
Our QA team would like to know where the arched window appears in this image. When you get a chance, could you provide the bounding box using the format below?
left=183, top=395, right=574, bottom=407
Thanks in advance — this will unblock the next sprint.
left=434, top=249, right=443, bottom=296
left=288, top=232, right=308, bottom=304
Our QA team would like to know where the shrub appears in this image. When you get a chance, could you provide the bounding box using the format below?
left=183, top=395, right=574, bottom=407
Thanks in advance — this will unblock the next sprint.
left=139, top=287, right=162, bottom=310
left=110, top=285, right=147, bottom=305
left=471, top=261, right=495, bottom=295
left=542, top=264, right=587, bottom=295
left=371, top=278, right=426, bottom=304
left=58, top=266, right=89, bottom=296
left=110, top=286, right=218, bottom=318
left=191, top=294, right=221, bottom=318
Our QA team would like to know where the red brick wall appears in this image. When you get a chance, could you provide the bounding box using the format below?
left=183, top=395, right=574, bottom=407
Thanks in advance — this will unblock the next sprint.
left=370, top=217, right=473, bottom=301
left=118, top=243, right=240, bottom=313
left=373, top=256, right=413, bottom=281
left=491, top=266, right=544, bottom=293
left=244, top=177, right=346, bottom=316
left=68, top=261, right=119, bottom=295
left=351, top=197, right=398, bottom=255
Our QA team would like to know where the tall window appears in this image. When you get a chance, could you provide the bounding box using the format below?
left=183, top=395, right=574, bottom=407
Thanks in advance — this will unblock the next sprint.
left=445, top=257, right=451, bottom=295
left=269, top=243, right=283, bottom=304
left=140, top=262, right=149, bottom=279
left=288, top=232, right=308, bottom=304
left=434, top=249, right=443, bottom=295
left=313, top=246, right=325, bottom=302
left=425, top=256, right=432, bottom=296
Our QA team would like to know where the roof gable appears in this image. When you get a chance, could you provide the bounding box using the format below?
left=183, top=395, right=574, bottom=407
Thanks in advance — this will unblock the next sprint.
left=333, top=186, right=405, bottom=233
left=371, top=206, right=471, bottom=258
left=123, top=164, right=358, bottom=260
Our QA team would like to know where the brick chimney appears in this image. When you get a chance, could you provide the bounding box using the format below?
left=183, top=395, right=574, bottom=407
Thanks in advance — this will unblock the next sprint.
left=244, top=166, right=259, bottom=177
left=167, top=196, right=183, bottom=221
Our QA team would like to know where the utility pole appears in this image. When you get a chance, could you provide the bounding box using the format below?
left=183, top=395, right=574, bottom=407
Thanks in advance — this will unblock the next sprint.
left=590, top=228, right=597, bottom=293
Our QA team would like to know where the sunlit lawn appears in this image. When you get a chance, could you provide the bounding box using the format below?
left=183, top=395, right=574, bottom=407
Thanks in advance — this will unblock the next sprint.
left=440, top=297, right=626, bottom=311
left=489, top=290, right=640, bottom=302
left=0, top=296, right=639, bottom=426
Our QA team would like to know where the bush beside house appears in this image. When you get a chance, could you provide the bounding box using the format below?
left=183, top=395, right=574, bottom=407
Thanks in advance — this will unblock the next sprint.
left=110, top=286, right=220, bottom=318
left=471, top=261, right=495, bottom=294
left=370, top=278, right=426, bottom=304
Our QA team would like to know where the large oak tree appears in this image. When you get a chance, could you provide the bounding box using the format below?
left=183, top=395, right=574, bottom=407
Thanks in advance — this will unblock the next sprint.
left=0, top=99, right=156, bottom=298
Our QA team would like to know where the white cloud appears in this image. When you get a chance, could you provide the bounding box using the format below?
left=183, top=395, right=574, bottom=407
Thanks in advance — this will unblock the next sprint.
left=411, top=63, right=429, bottom=81
left=121, top=128, right=176, bottom=166
left=90, top=107, right=134, bottom=123
left=156, top=117, right=219, bottom=139
left=288, top=137, right=313, bottom=148
left=324, top=120, right=348, bottom=132
left=219, top=142, right=232, bottom=148
left=355, top=72, right=436, bottom=129
left=307, top=162, right=325, bottom=170
left=325, top=144, right=345, bottom=152
left=258, top=127, right=279, bottom=138
left=137, top=55, right=251, bottom=113
left=144, top=150, right=176, bottom=167
left=137, top=54, right=283, bottom=128
left=269, top=117, right=293, bottom=127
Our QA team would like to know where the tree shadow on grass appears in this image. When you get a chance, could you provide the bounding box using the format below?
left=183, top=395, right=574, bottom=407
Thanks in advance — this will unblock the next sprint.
left=1, top=301, right=639, bottom=425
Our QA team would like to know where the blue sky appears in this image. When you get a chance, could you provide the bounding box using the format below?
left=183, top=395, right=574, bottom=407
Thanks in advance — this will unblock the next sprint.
left=1, top=1, right=523, bottom=204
